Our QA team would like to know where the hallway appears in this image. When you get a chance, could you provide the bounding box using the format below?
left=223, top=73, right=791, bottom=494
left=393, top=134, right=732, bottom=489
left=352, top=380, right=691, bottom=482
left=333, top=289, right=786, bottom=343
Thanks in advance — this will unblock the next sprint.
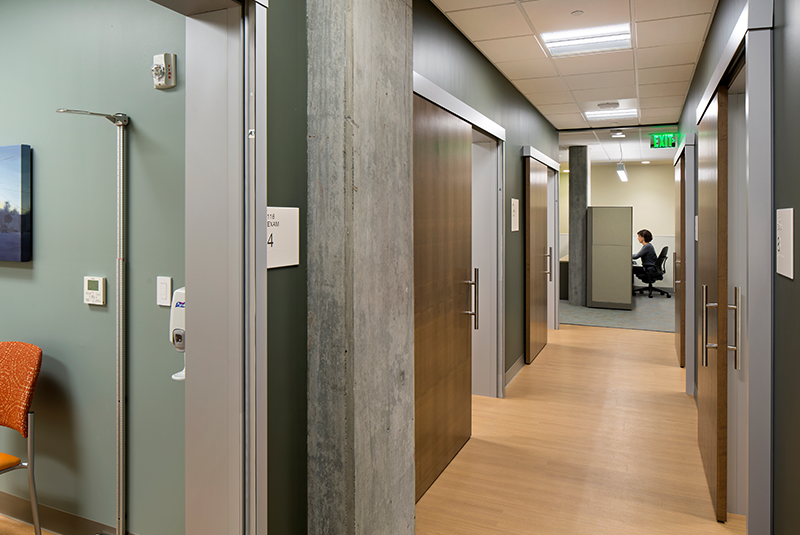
left=415, top=325, right=746, bottom=534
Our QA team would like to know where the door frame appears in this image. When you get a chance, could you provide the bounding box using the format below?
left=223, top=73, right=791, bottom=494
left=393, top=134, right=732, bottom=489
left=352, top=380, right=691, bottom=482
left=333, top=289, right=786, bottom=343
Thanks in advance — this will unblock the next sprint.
left=184, top=2, right=268, bottom=534
left=693, top=3, right=773, bottom=529
left=521, top=146, right=560, bottom=330
left=674, top=133, right=697, bottom=395
left=413, top=72, right=508, bottom=398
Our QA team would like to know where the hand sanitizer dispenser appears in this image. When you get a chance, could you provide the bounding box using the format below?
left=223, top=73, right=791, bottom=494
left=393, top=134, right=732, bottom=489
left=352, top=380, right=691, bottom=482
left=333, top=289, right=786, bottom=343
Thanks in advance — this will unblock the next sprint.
left=169, top=287, right=186, bottom=381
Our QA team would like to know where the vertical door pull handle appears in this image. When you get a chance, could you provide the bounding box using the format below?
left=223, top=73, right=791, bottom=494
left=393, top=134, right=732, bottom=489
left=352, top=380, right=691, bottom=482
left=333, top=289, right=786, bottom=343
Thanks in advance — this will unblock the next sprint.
left=702, top=284, right=718, bottom=367
left=465, top=268, right=479, bottom=330
left=544, top=247, right=553, bottom=282
left=728, top=286, right=741, bottom=370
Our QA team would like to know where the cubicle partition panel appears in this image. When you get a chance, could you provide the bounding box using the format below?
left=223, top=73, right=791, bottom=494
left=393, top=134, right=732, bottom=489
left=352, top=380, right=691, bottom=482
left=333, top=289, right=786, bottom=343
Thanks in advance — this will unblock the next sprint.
left=587, top=207, right=633, bottom=310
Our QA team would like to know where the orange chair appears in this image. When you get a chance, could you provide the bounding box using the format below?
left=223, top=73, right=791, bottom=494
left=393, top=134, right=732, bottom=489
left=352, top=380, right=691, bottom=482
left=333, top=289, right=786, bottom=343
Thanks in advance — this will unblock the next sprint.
left=0, top=342, right=43, bottom=535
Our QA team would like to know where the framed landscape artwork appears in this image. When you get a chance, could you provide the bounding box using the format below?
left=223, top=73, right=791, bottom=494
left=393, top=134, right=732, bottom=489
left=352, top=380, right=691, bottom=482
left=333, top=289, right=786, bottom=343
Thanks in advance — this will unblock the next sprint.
left=0, top=145, right=32, bottom=262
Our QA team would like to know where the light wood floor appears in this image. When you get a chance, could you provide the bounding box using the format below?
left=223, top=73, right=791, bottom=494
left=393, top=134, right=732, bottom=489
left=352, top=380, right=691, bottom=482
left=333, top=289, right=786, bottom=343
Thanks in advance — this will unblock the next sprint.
left=416, top=324, right=746, bottom=535
left=0, top=515, right=55, bottom=535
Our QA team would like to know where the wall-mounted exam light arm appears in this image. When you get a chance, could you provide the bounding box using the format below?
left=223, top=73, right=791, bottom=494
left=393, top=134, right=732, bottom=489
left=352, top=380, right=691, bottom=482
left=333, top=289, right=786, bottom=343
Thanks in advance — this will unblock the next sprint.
left=56, top=108, right=129, bottom=126
left=56, top=106, right=129, bottom=535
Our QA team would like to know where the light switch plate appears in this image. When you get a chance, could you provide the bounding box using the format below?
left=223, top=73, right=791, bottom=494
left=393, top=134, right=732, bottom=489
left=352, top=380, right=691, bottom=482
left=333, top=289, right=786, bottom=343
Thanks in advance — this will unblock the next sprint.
left=777, top=208, right=794, bottom=279
left=511, top=198, right=519, bottom=232
left=157, top=276, right=172, bottom=306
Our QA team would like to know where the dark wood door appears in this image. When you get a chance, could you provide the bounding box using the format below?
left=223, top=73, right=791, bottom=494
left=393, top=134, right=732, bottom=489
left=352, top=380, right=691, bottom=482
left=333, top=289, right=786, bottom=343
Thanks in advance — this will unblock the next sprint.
left=525, top=157, right=548, bottom=363
left=697, top=88, right=728, bottom=522
left=413, top=95, right=473, bottom=502
left=675, top=154, right=686, bottom=368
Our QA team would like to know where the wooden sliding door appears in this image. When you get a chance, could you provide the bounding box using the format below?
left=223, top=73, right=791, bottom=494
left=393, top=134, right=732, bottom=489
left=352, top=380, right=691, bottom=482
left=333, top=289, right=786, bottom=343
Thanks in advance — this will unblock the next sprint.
left=675, top=153, right=686, bottom=368
left=697, top=88, right=728, bottom=522
left=413, top=95, right=473, bottom=501
left=525, top=157, right=548, bottom=363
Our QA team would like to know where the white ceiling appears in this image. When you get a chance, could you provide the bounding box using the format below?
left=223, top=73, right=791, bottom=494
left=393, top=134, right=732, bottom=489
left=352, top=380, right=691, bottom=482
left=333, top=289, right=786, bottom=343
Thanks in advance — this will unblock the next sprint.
left=431, top=0, right=718, bottom=161
left=558, top=124, right=678, bottom=164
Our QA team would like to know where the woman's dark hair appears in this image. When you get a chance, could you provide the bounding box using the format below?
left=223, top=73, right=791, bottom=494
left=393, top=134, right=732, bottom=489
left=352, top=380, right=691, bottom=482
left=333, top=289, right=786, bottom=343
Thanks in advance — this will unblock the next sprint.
left=637, top=229, right=653, bottom=243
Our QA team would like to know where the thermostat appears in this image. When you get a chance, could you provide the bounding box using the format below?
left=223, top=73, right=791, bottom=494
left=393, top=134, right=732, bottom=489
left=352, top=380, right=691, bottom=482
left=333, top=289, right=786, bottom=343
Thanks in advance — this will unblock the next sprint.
left=84, top=276, right=106, bottom=305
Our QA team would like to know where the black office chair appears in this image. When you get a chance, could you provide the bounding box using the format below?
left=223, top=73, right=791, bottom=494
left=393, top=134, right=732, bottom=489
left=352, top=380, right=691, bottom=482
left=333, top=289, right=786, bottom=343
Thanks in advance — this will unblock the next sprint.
left=634, top=246, right=671, bottom=298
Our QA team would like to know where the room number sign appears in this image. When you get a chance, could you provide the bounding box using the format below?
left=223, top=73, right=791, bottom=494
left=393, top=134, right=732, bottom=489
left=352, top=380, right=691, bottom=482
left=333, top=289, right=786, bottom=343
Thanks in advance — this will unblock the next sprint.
left=267, top=207, right=300, bottom=269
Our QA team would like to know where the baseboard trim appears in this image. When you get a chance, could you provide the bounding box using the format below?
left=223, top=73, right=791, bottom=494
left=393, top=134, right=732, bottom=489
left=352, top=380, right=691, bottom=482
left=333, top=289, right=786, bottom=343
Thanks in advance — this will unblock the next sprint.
left=504, top=353, right=525, bottom=387
left=0, top=490, right=124, bottom=535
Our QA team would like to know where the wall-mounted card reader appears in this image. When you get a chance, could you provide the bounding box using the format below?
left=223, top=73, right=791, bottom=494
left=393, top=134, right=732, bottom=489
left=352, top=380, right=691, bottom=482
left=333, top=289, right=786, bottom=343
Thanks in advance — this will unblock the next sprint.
left=84, top=276, right=106, bottom=305
left=169, top=287, right=186, bottom=381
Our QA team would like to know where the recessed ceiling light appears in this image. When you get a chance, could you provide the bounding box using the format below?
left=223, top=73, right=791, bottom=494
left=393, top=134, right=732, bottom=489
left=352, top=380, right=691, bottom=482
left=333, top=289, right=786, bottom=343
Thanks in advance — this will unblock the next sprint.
left=642, top=161, right=651, bottom=164
left=598, top=102, right=620, bottom=109
left=541, top=24, right=631, bottom=57
left=571, top=10, right=584, bottom=16
left=585, top=109, right=638, bottom=120
left=611, top=132, right=625, bottom=138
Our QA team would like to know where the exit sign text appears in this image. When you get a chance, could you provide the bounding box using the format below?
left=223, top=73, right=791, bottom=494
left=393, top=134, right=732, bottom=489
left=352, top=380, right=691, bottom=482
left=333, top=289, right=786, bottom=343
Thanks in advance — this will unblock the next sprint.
left=650, top=133, right=676, bottom=149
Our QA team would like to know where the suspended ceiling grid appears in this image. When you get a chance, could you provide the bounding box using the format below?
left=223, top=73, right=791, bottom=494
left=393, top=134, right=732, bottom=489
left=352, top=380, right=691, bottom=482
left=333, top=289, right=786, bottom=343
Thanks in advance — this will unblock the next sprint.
left=430, top=0, right=718, bottom=162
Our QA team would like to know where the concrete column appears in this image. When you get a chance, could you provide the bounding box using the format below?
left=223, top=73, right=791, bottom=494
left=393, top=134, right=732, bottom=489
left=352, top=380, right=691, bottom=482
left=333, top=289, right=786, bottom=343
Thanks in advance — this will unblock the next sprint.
left=568, top=146, right=589, bottom=306
left=306, top=1, right=414, bottom=534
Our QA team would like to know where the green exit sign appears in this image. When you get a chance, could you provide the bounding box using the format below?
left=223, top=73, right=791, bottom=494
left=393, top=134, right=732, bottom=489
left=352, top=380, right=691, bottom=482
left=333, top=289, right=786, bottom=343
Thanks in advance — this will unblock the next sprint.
left=650, top=133, right=676, bottom=149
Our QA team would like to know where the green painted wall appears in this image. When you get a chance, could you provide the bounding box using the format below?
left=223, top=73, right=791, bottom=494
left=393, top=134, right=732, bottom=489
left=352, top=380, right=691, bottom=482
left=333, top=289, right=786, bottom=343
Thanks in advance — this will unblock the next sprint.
left=0, top=1, right=186, bottom=533
left=267, top=2, right=308, bottom=533
left=773, top=1, right=800, bottom=531
left=413, top=0, right=559, bottom=372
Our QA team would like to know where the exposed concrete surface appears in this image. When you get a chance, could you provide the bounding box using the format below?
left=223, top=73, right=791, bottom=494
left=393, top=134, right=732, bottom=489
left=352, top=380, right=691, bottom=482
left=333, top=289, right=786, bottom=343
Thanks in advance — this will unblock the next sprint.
left=307, top=1, right=415, bottom=534
left=569, top=146, right=588, bottom=306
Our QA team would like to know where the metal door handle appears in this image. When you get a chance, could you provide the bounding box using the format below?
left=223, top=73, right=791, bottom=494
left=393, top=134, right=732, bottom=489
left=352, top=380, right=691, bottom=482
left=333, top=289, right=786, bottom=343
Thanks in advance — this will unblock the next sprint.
left=728, top=286, right=741, bottom=370
left=544, top=247, right=552, bottom=282
left=465, top=268, right=479, bottom=330
left=702, top=284, right=718, bottom=367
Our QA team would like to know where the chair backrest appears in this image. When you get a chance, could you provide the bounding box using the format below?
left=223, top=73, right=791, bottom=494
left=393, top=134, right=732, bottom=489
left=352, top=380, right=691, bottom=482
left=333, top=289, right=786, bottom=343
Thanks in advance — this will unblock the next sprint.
left=656, top=246, right=669, bottom=275
left=0, top=342, right=42, bottom=438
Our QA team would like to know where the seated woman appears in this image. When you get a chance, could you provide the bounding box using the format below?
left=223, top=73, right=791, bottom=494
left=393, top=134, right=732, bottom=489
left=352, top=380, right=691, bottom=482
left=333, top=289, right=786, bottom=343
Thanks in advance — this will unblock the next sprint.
left=632, top=229, right=657, bottom=277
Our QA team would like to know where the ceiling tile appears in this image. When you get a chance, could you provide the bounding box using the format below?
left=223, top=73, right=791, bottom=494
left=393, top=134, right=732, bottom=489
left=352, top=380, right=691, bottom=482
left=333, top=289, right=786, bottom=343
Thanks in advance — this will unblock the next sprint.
left=537, top=103, right=583, bottom=115
left=640, top=107, right=682, bottom=119
left=520, top=0, right=631, bottom=34
left=634, top=0, right=716, bottom=22
left=638, top=81, right=689, bottom=98
left=636, top=42, right=702, bottom=69
left=475, top=35, right=547, bottom=63
left=579, top=98, right=639, bottom=112
left=526, top=91, right=575, bottom=106
left=639, top=95, right=686, bottom=109
left=548, top=113, right=590, bottom=130
left=572, top=86, right=638, bottom=101
left=433, top=0, right=514, bottom=11
left=497, top=58, right=559, bottom=79
left=636, top=14, right=711, bottom=48
left=515, top=77, right=568, bottom=93
left=638, top=64, right=694, bottom=85
left=564, top=70, right=635, bottom=90
left=585, top=117, right=640, bottom=129
left=553, top=50, right=634, bottom=76
left=448, top=4, right=532, bottom=42
left=560, top=133, right=599, bottom=145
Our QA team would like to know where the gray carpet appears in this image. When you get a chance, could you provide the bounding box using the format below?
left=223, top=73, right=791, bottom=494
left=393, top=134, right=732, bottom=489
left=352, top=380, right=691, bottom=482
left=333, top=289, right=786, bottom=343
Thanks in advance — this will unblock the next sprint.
left=559, top=293, right=675, bottom=333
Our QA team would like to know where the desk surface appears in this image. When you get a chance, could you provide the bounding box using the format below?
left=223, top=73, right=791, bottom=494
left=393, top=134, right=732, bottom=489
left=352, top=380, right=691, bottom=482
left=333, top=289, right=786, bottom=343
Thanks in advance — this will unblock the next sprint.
left=560, top=254, right=569, bottom=262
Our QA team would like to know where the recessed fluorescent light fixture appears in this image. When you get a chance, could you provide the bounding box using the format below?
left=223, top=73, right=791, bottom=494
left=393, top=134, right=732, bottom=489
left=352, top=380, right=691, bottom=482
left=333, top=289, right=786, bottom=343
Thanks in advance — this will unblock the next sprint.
left=642, top=161, right=650, bottom=164
left=585, top=109, right=638, bottom=120
left=617, top=162, right=628, bottom=182
left=541, top=24, right=631, bottom=56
